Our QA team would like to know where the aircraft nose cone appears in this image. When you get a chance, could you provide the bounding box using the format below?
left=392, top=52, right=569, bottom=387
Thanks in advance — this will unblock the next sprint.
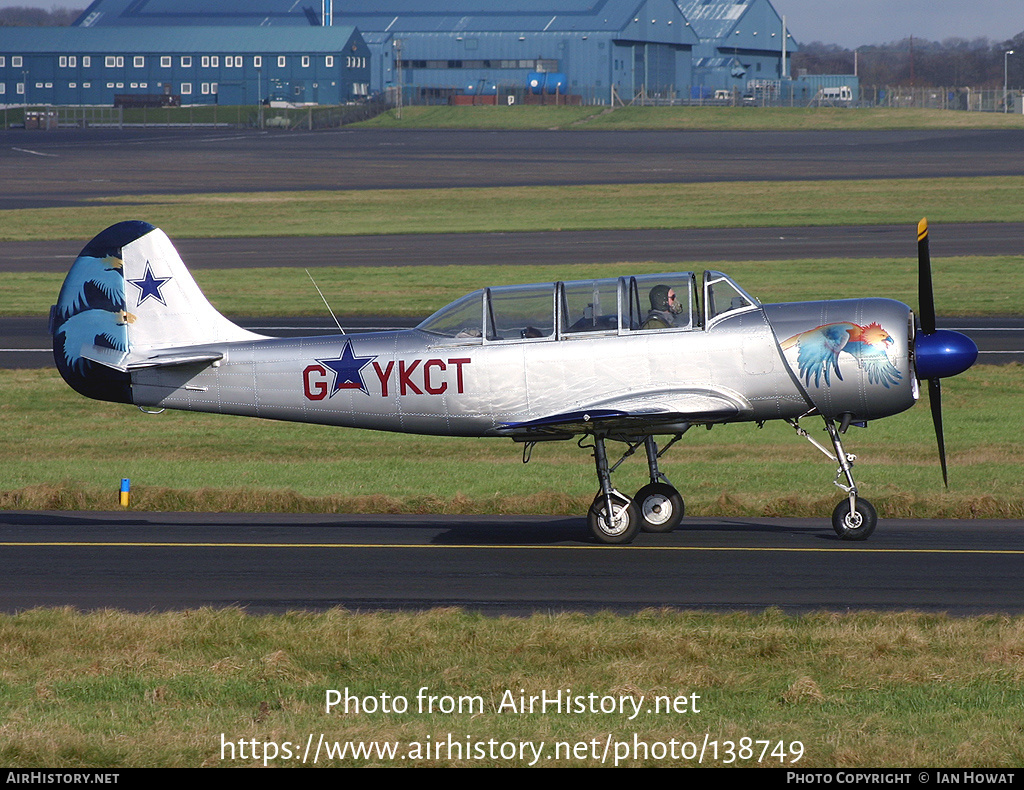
left=914, top=329, right=978, bottom=380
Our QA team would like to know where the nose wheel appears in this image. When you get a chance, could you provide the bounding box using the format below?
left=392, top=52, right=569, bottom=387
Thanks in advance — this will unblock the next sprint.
left=831, top=497, right=877, bottom=540
left=791, top=416, right=880, bottom=541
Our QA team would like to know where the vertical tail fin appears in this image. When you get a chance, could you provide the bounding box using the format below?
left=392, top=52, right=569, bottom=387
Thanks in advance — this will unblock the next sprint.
left=51, top=221, right=261, bottom=403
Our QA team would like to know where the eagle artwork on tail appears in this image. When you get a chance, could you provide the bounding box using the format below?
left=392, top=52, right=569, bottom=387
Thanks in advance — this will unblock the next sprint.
left=781, top=321, right=903, bottom=389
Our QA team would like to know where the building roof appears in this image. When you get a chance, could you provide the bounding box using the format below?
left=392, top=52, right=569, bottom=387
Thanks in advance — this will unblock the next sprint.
left=677, top=0, right=796, bottom=51
left=0, top=25, right=363, bottom=53
left=75, top=0, right=695, bottom=35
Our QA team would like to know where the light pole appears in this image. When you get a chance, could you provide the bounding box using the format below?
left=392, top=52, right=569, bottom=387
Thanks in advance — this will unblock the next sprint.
left=1004, top=50, right=1014, bottom=113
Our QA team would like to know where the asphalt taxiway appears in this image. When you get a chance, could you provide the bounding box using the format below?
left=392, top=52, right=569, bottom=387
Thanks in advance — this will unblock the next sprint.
left=3, top=127, right=1021, bottom=614
left=2, top=511, right=1022, bottom=615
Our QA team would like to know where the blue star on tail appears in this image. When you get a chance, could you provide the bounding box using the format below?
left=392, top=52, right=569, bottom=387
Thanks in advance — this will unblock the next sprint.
left=317, top=341, right=376, bottom=396
left=128, top=262, right=171, bottom=306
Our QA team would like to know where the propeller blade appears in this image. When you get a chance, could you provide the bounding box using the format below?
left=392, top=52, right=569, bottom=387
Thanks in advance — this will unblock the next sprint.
left=917, top=217, right=936, bottom=335
left=928, top=377, right=948, bottom=487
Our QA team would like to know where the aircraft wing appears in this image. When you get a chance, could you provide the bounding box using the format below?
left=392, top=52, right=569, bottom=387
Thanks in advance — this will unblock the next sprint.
left=498, top=389, right=747, bottom=439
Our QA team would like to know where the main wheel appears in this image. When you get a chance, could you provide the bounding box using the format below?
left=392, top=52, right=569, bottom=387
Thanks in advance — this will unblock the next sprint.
left=588, top=493, right=641, bottom=544
left=831, top=497, right=877, bottom=541
left=635, top=482, right=684, bottom=533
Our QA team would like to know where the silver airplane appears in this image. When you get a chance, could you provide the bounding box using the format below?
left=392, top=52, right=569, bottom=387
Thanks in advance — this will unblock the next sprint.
left=51, top=220, right=977, bottom=544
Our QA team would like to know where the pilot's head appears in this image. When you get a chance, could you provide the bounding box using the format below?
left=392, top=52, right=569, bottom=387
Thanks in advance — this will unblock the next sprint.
left=649, top=284, right=683, bottom=314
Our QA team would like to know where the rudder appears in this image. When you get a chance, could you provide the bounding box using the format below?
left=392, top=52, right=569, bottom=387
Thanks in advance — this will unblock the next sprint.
left=51, top=221, right=261, bottom=403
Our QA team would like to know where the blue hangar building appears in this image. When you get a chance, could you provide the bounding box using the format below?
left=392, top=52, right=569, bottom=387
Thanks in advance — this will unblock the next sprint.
left=0, top=25, right=371, bottom=106
left=0, top=0, right=796, bottom=106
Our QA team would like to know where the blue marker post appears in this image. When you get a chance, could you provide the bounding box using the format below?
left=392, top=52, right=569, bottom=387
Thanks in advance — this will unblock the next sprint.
left=119, top=478, right=130, bottom=507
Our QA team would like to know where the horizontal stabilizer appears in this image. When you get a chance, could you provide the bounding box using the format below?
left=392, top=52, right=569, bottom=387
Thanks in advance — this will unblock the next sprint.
left=80, top=344, right=224, bottom=372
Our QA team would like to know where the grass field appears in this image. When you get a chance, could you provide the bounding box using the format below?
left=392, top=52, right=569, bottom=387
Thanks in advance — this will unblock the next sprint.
left=2, top=607, right=1024, bottom=767
left=5, top=254, right=1023, bottom=319
left=3, top=362, right=1020, bottom=518
left=4, top=176, right=1024, bottom=243
left=357, top=105, right=1024, bottom=131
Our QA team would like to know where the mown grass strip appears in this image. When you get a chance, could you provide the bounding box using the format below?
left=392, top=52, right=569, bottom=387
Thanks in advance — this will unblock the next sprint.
left=3, top=177, right=1024, bottom=242
left=2, top=607, right=1024, bottom=767
left=2, top=364, right=1021, bottom=519
left=355, top=105, right=1024, bottom=131
left=4, top=254, right=1023, bottom=318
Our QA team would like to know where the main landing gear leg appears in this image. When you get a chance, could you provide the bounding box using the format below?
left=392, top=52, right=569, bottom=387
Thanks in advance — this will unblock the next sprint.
left=587, top=435, right=640, bottom=544
left=634, top=436, right=685, bottom=533
left=791, top=417, right=877, bottom=541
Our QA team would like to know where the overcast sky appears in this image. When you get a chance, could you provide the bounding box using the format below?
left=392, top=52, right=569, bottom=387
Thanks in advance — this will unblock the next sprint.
left=0, top=1, right=1021, bottom=49
left=772, top=0, right=1022, bottom=47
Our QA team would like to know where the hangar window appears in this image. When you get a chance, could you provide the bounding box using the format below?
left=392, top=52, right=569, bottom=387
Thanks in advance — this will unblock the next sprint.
left=326, top=56, right=333, bottom=67
left=83, top=56, right=90, bottom=67
left=278, top=56, right=286, bottom=67
left=181, top=56, right=191, bottom=67
left=0, top=84, right=5, bottom=94
left=134, top=56, right=145, bottom=68
left=253, top=56, right=262, bottom=68
left=302, top=56, right=310, bottom=67
left=69, top=56, right=77, bottom=67
left=0, top=57, right=5, bottom=67
left=59, top=56, right=68, bottom=68
left=201, top=56, right=209, bottom=68
left=161, top=56, right=171, bottom=68
left=105, top=56, right=116, bottom=68
left=180, top=82, right=192, bottom=94
left=12, top=56, right=22, bottom=68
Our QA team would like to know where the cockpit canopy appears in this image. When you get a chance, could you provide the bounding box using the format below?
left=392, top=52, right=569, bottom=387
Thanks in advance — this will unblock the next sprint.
left=416, top=271, right=758, bottom=342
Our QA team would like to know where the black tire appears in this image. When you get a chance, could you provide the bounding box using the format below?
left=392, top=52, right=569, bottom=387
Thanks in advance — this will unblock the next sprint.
left=588, top=493, right=641, bottom=544
left=635, top=482, right=684, bottom=533
left=831, top=498, right=877, bottom=541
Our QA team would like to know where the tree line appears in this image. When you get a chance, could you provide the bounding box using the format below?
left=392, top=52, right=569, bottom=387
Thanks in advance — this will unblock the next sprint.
left=794, top=33, right=1024, bottom=88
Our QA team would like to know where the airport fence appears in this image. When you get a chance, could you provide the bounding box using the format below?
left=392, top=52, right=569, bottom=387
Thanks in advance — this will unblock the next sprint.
left=3, top=86, right=1021, bottom=131
left=861, top=86, right=1022, bottom=113
left=1, top=98, right=391, bottom=130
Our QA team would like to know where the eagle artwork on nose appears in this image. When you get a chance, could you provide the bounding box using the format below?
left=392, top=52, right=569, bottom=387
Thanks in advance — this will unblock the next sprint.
left=782, top=321, right=903, bottom=389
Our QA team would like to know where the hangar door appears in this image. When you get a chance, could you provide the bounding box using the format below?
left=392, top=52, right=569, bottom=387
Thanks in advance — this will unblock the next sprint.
left=614, top=42, right=682, bottom=100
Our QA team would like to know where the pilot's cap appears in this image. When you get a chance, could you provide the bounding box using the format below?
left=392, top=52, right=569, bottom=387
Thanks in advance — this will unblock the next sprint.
left=649, top=284, right=671, bottom=311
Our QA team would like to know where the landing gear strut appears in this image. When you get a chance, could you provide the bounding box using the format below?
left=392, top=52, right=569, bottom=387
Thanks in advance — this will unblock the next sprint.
left=586, top=433, right=686, bottom=544
left=791, top=416, right=878, bottom=541
left=635, top=436, right=685, bottom=533
left=587, top=435, right=640, bottom=544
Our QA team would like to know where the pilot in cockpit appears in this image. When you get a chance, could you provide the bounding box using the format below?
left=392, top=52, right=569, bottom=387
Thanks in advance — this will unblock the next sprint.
left=641, top=284, right=684, bottom=330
